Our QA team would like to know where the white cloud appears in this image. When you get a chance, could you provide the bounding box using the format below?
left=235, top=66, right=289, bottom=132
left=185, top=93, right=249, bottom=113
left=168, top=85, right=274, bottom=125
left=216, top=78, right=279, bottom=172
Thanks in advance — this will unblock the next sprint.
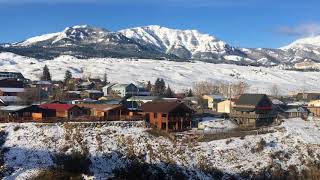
left=275, top=23, right=320, bottom=37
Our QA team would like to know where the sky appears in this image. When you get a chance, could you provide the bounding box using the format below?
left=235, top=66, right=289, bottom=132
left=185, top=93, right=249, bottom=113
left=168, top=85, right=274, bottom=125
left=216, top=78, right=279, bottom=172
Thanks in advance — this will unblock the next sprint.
left=0, top=0, right=320, bottom=48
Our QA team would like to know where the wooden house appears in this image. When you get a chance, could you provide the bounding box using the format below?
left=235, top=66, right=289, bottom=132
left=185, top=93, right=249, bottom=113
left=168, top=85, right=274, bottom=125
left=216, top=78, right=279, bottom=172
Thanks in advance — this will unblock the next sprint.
left=141, top=101, right=193, bottom=132
left=296, top=93, right=320, bottom=101
left=217, top=100, right=235, bottom=114
left=81, top=90, right=104, bottom=100
left=230, top=94, right=277, bottom=128
left=0, top=105, right=56, bottom=121
left=202, top=94, right=225, bottom=111
left=77, top=104, right=123, bottom=120
left=39, top=104, right=82, bottom=119
left=307, top=100, right=320, bottom=117
left=284, top=106, right=308, bottom=119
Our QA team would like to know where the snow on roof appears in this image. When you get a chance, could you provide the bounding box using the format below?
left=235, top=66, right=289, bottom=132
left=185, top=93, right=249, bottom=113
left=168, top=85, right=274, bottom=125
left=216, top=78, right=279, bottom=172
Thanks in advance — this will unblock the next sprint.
left=204, top=94, right=225, bottom=100
left=0, top=96, right=22, bottom=102
left=85, top=90, right=103, bottom=93
left=127, top=96, right=160, bottom=101
left=0, top=105, right=28, bottom=112
left=0, top=87, right=25, bottom=93
left=35, top=81, right=52, bottom=85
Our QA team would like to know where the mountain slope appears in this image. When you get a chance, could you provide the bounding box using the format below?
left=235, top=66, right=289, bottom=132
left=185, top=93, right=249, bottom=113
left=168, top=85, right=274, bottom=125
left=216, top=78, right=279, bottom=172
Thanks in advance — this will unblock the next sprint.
left=2, top=25, right=172, bottom=59
left=119, top=25, right=245, bottom=60
left=1, top=25, right=320, bottom=69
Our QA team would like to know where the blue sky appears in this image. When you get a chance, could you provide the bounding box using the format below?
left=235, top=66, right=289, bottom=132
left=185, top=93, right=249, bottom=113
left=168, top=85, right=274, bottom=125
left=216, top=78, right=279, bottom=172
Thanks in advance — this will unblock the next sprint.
left=0, top=0, right=319, bottom=48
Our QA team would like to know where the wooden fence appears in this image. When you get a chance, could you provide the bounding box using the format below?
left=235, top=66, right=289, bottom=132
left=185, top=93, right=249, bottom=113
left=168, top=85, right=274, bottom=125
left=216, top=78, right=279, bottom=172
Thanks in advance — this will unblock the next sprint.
left=0, top=115, right=145, bottom=123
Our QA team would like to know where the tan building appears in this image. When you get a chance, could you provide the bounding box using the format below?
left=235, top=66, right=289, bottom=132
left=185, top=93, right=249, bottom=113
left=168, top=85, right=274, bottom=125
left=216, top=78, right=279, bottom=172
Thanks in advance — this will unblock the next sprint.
left=202, top=94, right=224, bottom=111
left=307, top=100, right=320, bottom=117
left=217, top=100, right=235, bottom=114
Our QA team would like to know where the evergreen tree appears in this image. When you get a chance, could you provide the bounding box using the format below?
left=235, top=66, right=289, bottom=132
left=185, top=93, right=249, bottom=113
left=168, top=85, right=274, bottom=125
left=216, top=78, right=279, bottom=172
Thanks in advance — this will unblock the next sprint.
left=146, top=81, right=152, bottom=92
left=103, top=72, right=108, bottom=85
left=41, top=65, right=51, bottom=81
left=64, top=70, right=72, bottom=84
left=186, top=89, right=193, bottom=97
left=159, top=79, right=166, bottom=95
left=165, top=85, right=175, bottom=98
left=152, top=78, right=166, bottom=96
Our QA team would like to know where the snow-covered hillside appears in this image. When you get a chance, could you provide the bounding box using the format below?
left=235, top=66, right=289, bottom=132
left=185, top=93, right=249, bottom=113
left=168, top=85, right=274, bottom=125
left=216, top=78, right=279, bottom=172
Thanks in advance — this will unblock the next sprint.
left=1, top=52, right=320, bottom=95
left=0, top=118, right=319, bottom=179
left=281, top=35, right=320, bottom=50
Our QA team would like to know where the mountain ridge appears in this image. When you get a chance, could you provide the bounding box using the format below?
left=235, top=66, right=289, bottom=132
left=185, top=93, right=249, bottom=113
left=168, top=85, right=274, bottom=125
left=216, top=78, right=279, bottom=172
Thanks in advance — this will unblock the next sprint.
left=1, top=25, right=320, bottom=70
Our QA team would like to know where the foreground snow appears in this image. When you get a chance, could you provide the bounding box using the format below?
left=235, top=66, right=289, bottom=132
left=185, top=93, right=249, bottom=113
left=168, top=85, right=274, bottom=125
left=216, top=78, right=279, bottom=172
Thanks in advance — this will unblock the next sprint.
left=0, top=118, right=319, bottom=179
left=1, top=52, right=320, bottom=94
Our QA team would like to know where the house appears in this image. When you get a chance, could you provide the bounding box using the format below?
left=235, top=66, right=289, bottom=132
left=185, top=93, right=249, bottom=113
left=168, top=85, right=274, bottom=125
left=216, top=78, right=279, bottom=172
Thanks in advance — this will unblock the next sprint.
left=307, top=100, right=320, bottom=117
left=65, top=91, right=82, bottom=100
left=52, top=81, right=64, bottom=89
left=137, top=87, right=151, bottom=96
left=295, top=93, right=320, bottom=101
left=0, top=105, right=56, bottom=121
left=39, top=104, right=82, bottom=119
left=0, top=72, right=26, bottom=82
left=77, top=104, right=123, bottom=120
left=284, top=106, right=308, bottom=119
left=217, top=100, right=235, bottom=114
left=230, top=94, right=277, bottom=128
left=103, top=83, right=138, bottom=98
left=141, top=101, right=193, bottom=132
left=0, top=79, right=24, bottom=88
left=77, top=81, right=95, bottom=90
left=202, top=94, right=225, bottom=111
left=80, top=90, right=103, bottom=100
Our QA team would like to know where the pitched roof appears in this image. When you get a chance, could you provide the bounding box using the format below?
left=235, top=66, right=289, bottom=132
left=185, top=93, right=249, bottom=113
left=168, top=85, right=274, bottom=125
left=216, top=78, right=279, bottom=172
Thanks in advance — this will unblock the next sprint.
left=204, top=94, right=225, bottom=100
left=141, top=101, right=193, bottom=113
left=235, top=94, right=269, bottom=106
left=39, top=104, right=77, bottom=111
left=0, top=87, right=25, bottom=93
left=77, top=104, right=121, bottom=112
left=0, top=105, right=28, bottom=112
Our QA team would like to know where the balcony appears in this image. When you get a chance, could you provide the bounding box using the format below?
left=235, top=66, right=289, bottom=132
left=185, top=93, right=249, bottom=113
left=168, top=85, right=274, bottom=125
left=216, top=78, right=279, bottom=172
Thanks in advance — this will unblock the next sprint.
left=230, top=112, right=277, bottom=119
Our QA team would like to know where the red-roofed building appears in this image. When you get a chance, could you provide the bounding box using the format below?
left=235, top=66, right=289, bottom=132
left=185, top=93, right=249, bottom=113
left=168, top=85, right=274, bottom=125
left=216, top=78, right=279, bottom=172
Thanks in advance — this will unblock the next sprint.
left=39, top=104, right=83, bottom=119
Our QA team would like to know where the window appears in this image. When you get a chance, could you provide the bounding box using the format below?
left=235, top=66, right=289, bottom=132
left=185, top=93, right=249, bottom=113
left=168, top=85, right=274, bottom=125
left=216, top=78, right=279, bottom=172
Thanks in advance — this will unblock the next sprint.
left=162, top=114, right=167, bottom=118
left=154, top=113, right=158, bottom=118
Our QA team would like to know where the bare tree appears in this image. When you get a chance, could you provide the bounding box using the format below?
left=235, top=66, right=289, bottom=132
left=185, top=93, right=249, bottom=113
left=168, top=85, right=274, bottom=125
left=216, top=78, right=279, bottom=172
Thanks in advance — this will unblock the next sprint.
left=270, top=84, right=280, bottom=97
left=19, top=88, right=40, bottom=105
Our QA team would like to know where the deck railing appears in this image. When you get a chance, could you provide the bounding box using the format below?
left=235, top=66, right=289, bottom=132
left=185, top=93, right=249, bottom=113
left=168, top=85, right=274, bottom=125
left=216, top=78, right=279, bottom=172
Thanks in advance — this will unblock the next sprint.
left=230, top=112, right=277, bottom=119
left=0, top=114, right=144, bottom=123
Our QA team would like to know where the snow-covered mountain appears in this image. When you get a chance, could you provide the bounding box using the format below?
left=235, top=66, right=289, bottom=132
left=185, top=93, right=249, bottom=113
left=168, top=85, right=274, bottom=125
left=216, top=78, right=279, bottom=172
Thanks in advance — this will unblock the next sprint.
left=119, top=25, right=245, bottom=60
left=2, top=25, right=320, bottom=69
left=2, top=25, right=171, bottom=59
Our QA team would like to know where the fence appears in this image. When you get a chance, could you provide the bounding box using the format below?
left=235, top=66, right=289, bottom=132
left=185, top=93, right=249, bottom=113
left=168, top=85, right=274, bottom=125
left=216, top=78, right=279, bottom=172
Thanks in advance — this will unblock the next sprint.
left=0, top=114, right=145, bottom=123
left=196, top=126, right=276, bottom=141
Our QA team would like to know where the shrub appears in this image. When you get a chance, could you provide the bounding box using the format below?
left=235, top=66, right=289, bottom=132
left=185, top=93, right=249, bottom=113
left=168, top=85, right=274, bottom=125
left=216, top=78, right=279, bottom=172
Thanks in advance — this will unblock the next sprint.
left=251, top=138, right=267, bottom=153
left=52, top=152, right=91, bottom=175
left=32, top=168, right=84, bottom=180
left=13, top=126, right=21, bottom=131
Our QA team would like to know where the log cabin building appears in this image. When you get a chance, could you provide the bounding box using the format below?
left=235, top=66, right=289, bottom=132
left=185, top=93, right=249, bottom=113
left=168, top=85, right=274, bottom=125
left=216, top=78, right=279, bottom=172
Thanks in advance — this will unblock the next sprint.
left=230, top=94, right=277, bottom=128
left=77, top=104, right=123, bottom=120
left=39, top=104, right=82, bottom=119
left=141, top=101, right=193, bottom=132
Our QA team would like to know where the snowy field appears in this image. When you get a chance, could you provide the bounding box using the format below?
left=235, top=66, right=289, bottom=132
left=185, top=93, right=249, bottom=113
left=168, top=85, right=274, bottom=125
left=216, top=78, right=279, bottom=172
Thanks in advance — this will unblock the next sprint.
left=0, top=118, right=319, bottom=179
left=1, top=52, right=320, bottom=94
